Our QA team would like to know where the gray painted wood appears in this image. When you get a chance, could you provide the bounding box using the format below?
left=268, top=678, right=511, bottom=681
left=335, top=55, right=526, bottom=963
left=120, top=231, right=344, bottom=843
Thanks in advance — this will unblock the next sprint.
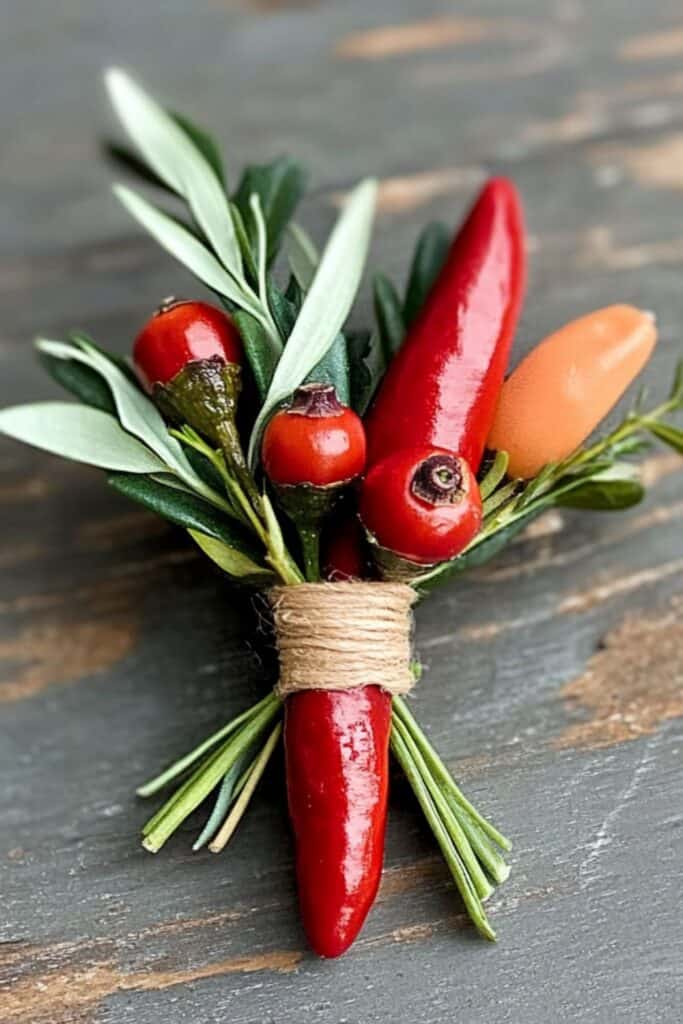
left=1, top=2, right=682, bottom=1022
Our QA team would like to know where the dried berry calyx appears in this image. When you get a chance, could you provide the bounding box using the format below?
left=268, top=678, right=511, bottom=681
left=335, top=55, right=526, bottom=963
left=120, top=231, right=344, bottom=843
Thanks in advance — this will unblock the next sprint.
left=411, top=453, right=465, bottom=505
left=289, top=383, right=345, bottom=418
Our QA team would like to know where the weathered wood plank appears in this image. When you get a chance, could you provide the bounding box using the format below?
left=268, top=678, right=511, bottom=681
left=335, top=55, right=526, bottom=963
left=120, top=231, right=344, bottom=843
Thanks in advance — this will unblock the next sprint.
left=1, top=1, right=682, bottom=1022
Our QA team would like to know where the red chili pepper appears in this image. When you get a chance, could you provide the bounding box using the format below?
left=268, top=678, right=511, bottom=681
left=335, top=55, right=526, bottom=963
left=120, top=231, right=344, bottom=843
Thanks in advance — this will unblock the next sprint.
left=360, top=447, right=482, bottom=564
left=323, top=516, right=368, bottom=581
left=133, top=297, right=242, bottom=390
left=365, top=177, right=526, bottom=472
left=262, top=383, right=366, bottom=487
left=284, top=685, right=392, bottom=958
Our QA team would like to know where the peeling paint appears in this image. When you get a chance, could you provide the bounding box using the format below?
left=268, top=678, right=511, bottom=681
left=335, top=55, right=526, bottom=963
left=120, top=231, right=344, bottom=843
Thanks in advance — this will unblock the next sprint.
left=555, top=599, right=683, bottom=748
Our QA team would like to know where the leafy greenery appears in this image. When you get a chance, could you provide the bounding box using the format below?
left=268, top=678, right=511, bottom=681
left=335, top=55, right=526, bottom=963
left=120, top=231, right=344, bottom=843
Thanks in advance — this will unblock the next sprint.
left=108, top=472, right=261, bottom=557
left=403, top=221, right=450, bottom=326
left=373, top=273, right=405, bottom=362
left=0, top=402, right=167, bottom=474
left=233, top=157, right=307, bottom=266
left=247, top=179, right=378, bottom=466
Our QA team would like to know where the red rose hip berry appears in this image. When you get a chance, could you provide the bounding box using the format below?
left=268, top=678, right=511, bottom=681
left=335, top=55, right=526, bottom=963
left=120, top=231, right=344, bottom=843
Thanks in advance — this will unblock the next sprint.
left=359, top=447, right=482, bottom=564
left=262, top=384, right=366, bottom=487
left=133, top=297, right=242, bottom=391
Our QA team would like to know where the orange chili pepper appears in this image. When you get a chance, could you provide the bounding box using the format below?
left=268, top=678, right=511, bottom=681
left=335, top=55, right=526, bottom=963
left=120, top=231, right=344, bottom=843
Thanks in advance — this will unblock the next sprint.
left=488, top=305, right=657, bottom=479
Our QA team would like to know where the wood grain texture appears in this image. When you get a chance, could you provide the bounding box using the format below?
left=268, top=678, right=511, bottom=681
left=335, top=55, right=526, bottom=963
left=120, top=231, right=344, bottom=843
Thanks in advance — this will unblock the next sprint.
left=1, top=1, right=682, bottom=1022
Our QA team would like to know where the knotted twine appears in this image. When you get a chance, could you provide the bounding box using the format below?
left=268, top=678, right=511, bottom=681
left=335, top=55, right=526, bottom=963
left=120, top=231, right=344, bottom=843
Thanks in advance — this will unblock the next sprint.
left=270, top=582, right=417, bottom=698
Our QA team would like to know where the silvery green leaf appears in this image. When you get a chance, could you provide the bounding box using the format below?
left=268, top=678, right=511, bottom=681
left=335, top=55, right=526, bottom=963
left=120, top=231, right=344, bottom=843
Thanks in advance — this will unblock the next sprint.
left=189, top=529, right=272, bottom=579
left=37, top=337, right=187, bottom=470
left=113, top=186, right=256, bottom=313
left=0, top=402, right=166, bottom=473
left=105, top=69, right=242, bottom=274
left=36, top=337, right=234, bottom=514
left=553, top=463, right=644, bottom=510
left=249, top=193, right=270, bottom=311
left=248, top=178, right=377, bottom=465
left=287, top=222, right=319, bottom=290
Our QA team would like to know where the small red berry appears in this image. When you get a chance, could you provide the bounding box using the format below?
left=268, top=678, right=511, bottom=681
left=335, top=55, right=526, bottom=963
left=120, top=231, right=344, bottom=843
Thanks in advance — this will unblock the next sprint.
left=359, top=447, right=482, bottom=564
left=133, top=298, right=242, bottom=391
left=262, top=384, right=366, bottom=488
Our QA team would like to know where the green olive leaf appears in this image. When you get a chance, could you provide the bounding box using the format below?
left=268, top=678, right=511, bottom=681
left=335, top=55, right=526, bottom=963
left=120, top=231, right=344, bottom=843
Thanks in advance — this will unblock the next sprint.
left=170, top=111, right=225, bottom=187
left=287, top=222, right=319, bottom=291
left=38, top=349, right=116, bottom=413
left=373, top=272, right=405, bottom=362
left=189, top=529, right=274, bottom=581
left=0, top=402, right=167, bottom=474
left=231, top=309, right=278, bottom=399
left=413, top=509, right=544, bottom=593
left=108, top=473, right=261, bottom=557
left=403, top=221, right=450, bottom=326
left=347, top=329, right=385, bottom=415
left=112, top=185, right=255, bottom=313
left=554, top=474, right=645, bottom=510
left=646, top=420, right=683, bottom=455
left=106, top=69, right=241, bottom=274
left=248, top=178, right=377, bottom=466
left=233, top=157, right=307, bottom=266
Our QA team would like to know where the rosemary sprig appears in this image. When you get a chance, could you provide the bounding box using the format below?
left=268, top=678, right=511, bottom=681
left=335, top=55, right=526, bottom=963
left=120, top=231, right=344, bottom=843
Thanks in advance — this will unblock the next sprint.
left=138, top=688, right=510, bottom=938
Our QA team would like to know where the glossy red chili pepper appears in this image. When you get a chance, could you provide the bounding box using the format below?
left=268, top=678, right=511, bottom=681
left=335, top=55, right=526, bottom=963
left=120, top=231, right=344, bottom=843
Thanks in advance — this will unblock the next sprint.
left=323, top=516, right=368, bottom=581
left=262, top=383, right=366, bottom=487
left=365, top=177, right=526, bottom=472
left=133, top=297, right=242, bottom=390
left=284, top=685, right=392, bottom=958
left=359, top=447, right=482, bottom=564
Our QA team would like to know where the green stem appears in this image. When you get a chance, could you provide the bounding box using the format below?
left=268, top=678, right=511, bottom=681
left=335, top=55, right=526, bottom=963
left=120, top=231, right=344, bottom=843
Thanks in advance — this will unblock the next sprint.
left=393, top=696, right=511, bottom=851
left=299, top=528, right=321, bottom=582
left=392, top=715, right=493, bottom=902
left=137, top=692, right=280, bottom=797
left=390, top=727, right=495, bottom=941
left=142, top=698, right=282, bottom=852
left=209, top=721, right=282, bottom=852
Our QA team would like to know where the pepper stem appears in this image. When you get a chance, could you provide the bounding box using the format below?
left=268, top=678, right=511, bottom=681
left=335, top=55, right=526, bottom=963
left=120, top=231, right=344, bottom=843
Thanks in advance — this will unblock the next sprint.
left=299, top=527, right=321, bottom=582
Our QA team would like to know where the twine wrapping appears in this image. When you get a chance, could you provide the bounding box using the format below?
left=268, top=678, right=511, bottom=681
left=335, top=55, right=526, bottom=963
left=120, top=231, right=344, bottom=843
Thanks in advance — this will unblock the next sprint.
left=270, top=582, right=416, bottom=698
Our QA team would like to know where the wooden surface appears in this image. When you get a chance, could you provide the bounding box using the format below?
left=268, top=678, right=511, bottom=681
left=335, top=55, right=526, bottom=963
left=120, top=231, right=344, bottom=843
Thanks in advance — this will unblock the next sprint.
left=1, top=2, right=682, bottom=1021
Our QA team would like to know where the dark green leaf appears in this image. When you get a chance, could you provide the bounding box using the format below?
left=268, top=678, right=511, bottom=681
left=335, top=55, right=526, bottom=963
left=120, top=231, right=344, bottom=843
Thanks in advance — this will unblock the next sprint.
left=373, top=273, right=405, bottom=362
left=268, top=281, right=350, bottom=403
left=233, top=157, right=307, bottom=265
left=647, top=420, right=683, bottom=455
left=231, top=309, right=278, bottom=399
left=554, top=476, right=644, bottom=510
left=69, top=331, right=138, bottom=382
left=108, top=473, right=261, bottom=557
left=183, top=447, right=225, bottom=493
left=38, top=351, right=115, bottom=414
left=415, top=510, right=544, bottom=594
left=347, top=329, right=385, bottom=415
left=267, top=281, right=297, bottom=341
left=228, top=201, right=258, bottom=283
left=403, top=221, right=450, bottom=326
left=307, top=333, right=351, bottom=406
left=669, top=359, right=683, bottom=402
left=284, top=274, right=304, bottom=312
left=170, top=111, right=226, bottom=187
left=102, top=141, right=172, bottom=194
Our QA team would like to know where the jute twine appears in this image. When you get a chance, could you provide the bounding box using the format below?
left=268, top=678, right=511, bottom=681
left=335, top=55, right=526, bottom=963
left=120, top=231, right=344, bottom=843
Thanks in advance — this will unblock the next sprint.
left=270, top=582, right=416, bottom=698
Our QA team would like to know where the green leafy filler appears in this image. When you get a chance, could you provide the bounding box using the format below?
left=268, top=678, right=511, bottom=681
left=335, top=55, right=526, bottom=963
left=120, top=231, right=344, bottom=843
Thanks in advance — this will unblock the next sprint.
left=2, top=69, right=683, bottom=942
